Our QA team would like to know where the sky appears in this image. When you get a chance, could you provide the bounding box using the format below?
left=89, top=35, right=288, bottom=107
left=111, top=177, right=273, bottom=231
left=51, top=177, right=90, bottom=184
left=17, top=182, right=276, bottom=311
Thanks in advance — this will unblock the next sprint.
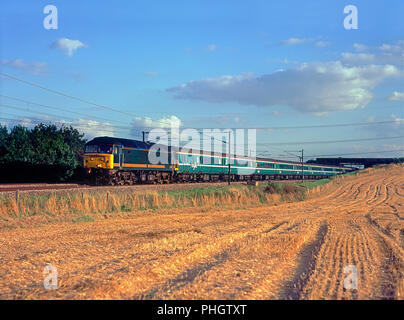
left=0, top=0, right=403, bottom=160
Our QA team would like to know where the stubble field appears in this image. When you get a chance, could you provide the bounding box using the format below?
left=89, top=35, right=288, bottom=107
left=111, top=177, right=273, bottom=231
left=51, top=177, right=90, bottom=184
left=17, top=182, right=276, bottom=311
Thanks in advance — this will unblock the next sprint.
left=0, top=164, right=403, bottom=300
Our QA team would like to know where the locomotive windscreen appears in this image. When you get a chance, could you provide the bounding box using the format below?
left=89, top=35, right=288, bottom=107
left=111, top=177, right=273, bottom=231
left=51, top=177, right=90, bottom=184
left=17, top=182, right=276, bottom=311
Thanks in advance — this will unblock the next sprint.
left=85, top=144, right=113, bottom=154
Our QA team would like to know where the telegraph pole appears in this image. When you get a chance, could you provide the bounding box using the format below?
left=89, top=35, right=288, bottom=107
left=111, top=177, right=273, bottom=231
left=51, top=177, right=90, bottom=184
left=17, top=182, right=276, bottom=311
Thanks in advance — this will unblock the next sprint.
left=283, top=149, right=304, bottom=182
left=228, top=131, right=231, bottom=185
left=142, top=131, right=149, bottom=142
left=301, top=149, right=304, bottom=183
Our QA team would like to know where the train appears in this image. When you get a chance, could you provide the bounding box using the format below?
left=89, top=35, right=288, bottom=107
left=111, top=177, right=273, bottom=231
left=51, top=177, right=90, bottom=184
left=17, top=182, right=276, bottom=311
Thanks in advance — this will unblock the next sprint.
left=83, top=136, right=354, bottom=185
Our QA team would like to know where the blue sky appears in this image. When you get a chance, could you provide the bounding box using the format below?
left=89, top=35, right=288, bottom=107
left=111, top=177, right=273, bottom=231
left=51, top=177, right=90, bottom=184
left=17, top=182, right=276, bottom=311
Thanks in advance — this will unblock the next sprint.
left=0, top=0, right=403, bottom=160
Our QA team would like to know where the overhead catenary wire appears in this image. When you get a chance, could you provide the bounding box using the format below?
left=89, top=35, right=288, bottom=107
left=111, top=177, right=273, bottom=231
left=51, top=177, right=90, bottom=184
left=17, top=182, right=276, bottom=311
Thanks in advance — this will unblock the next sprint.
left=0, top=115, right=143, bottom=140
left=0, top=94, right=132, bottom=126
left=1, top=93, right=401, bottom=130
left=2, top=72, right=403, bottom=132
left=0, top=72, right=231, bottom=145
left=3, top=117, right=404, bottom=160
left=1, top=99, right=401, bottom=143
left=257, top=149, right=404, bottom=161
left=305, top=149, right=404, bottom=158
left=2, top=113, right=403, bottom=153
left=2, top=72, right=403, bottom=153
left=0, top=103, right=137, bottom=131
left=0, top=72, right=137, bottom=117
left=0, top=72, right=223, bottom=144
left=257, top=135, right=404, bottom=146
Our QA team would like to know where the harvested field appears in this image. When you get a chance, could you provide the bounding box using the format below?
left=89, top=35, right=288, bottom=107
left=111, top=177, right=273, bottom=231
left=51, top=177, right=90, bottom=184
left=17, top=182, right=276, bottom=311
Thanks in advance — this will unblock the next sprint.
left=0, top=164, right=403, bottom=300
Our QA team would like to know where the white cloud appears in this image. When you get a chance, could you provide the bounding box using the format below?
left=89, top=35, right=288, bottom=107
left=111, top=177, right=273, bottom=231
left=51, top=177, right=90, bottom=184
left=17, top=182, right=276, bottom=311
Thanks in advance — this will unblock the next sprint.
left=367, top=115, right=376, bottom=122
left=280, top=37, right=329, bottom=47
left=392, top=114, right=404, bottom=125
left=206, top=44, right=218, bottom=51
left=1, top=118, right=36, bottom=129
left=384, top=144, right=404, bottom=151
left=145, top=71, right=160, bottom=77
left=388, top=91, right=404, bottom=101
left=1, top=117, right=114, bottom=139
left=341, top=52, right=403, bottom=66
left=343, top=41, right=403, bottom=66
left=315, top=41, right=331, bottom=47
left=51, top=38, right=88, bottom=57
left=168, top=62, right=400, bottom=114
left=353, top=43, right=369, bottom=51
left=379, top=144, right=404, bottom=156
left=184, top=114, right=247, bottom=127
left=351, top=40, right=403, bottom=53
left=362, top=114, right=404, bottom=138
left=343, top=144, right=404, bottom=157
left=0, top=59, right=48, bottom=75
left=68, top=72, right=87, bottom=81
left=71, top=119, right=114, bottom=138
left=130, top=115, right=182, bottom=141
left=131, top=115, right=181, bottom=130
left=341, top=53, right=376, bottom=64
left=379, top=42, right=403, bottom=53
left=280, top=38, right=310, bottom=46
left=48, top=119, right=115, bottom=138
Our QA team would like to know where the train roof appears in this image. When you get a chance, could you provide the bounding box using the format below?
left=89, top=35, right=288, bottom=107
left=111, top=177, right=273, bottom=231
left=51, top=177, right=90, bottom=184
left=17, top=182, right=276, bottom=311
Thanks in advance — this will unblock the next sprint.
left=86, top=136, right=154, bottom=150
left=86, top=136, right=349, bottom=169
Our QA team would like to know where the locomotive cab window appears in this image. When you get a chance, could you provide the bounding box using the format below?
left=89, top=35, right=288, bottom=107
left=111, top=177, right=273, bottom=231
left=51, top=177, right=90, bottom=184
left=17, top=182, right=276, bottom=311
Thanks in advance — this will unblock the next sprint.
left=85, top=144, right=112, bottom=154
left=85, top=145, right=98, bottom=153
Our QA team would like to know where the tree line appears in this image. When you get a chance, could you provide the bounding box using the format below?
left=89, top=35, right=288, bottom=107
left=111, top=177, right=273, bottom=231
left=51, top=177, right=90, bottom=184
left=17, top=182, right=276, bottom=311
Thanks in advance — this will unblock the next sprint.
left=0, top=123, right=86, bottom=182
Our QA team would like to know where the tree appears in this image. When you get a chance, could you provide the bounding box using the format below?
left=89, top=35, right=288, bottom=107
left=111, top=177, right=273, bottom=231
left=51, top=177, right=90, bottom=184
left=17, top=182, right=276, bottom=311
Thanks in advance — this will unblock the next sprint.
left=0, top=123, right=86, bottom=181
left=0, top=125, right=8, bottom=164
left=61, top=125, right=85, bottom=163
left=4, top=125, right=33, bottom=163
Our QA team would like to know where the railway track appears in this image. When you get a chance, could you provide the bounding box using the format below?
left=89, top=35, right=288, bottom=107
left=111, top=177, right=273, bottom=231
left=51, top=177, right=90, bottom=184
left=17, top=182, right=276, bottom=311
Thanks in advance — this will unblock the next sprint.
left=0, top=183, right=85, bottom=193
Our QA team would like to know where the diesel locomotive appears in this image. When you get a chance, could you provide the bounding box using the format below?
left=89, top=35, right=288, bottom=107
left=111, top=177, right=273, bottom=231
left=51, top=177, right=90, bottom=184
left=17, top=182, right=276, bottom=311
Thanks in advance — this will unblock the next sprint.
left=83, top=136, right=354, bottom=185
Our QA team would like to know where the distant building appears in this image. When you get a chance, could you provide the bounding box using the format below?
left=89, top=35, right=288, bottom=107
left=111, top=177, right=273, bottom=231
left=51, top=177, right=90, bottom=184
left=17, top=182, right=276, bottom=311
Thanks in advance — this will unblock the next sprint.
left=340, top=163, right=365, bottom=170
left=307, top=157, right=404, bottom=169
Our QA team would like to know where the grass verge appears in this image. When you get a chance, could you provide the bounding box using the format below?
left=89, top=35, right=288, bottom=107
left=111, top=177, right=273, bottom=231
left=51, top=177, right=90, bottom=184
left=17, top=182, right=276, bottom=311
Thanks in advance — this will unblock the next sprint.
left=0, top=181, right=312, bottom=229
